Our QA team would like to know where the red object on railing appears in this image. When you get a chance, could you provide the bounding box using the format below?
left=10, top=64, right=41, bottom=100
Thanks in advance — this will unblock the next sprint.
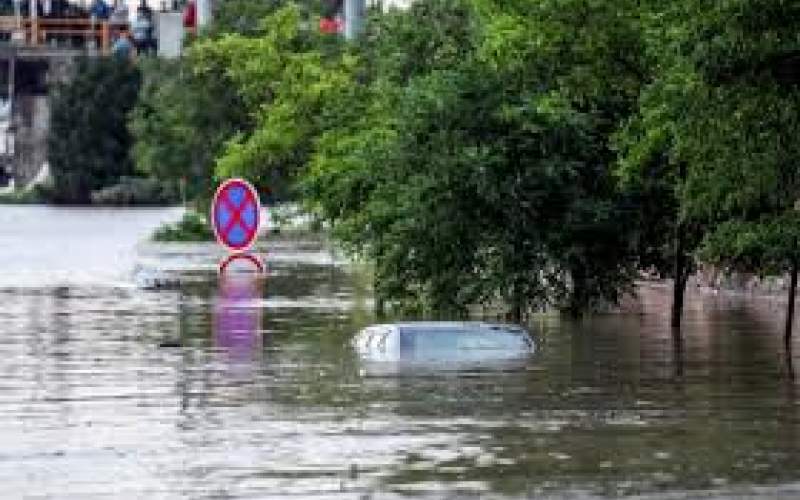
left=183, top=0, right=196, bottom=28
left=319, top=17, right=342, bottom=34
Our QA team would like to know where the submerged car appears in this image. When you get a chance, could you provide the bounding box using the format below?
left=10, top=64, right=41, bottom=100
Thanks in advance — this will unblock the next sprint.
left=353, top=321, right=535, bottom=365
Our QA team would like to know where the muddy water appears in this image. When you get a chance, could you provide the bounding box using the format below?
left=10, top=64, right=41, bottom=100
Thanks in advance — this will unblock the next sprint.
left=0, top=206, right=799, bottom=499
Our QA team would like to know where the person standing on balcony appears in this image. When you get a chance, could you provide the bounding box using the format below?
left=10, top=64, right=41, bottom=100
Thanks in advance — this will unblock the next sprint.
left=89, top=0, right=110, bottom=20
left=110, top=0, right=128, bottom=25
left=131, top=1, right=153, bottom=54
left=111, top=29, right=133, bottom=60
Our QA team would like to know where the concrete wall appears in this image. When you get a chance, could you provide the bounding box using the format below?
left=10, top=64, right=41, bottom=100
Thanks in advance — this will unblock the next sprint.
left=157, top=12, right=184, bottom=59
left=12, top=94, right=50, bottom=187
left=0, top=51, right=78, bottom=188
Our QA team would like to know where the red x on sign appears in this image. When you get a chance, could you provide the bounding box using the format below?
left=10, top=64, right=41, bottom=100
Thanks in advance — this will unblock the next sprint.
left=211, top=179, right=261, bottom=251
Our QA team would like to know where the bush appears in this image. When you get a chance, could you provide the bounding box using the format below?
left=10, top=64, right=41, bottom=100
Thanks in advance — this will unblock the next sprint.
left=0, top=188, right=46, bottom=204
left=131, top=56, right=250, bottom=205
left=152, top=211, right=215, bottom=242
left=48, top=57, right=141, bottom=204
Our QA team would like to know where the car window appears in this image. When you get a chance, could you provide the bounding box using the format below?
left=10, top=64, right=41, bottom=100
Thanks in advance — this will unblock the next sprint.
left=400, top=328, right=522, bottom=351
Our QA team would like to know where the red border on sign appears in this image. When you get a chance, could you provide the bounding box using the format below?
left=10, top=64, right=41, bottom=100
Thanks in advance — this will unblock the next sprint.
left=211, top=178, right=262, bottom=252
left=218, top=253, right=265, bottom=275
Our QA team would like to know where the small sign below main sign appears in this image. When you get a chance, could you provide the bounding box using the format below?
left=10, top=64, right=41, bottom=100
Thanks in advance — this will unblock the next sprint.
left=211, top=178, right=261, bottom=252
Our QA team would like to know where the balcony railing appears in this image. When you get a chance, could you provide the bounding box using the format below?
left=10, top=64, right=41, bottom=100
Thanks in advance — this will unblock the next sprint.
left=0, top=16, right=129, bottom=54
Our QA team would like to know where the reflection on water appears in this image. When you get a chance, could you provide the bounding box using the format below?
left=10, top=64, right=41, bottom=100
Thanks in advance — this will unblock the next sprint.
left=0, top=206, right=799, bottom=498
left=214, top=272, right=263, bottom=363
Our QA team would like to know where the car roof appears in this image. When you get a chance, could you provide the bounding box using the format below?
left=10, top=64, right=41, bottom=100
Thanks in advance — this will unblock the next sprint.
left=369, top=322, right=528, bottom=334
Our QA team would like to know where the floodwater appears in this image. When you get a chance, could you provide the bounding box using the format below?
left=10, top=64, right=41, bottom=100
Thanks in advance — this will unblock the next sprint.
left=0, top=205, right=799, bottom=499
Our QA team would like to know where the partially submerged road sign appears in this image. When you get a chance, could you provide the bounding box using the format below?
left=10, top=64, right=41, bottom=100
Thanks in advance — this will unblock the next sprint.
left=212, top=178, right=261, bottom=252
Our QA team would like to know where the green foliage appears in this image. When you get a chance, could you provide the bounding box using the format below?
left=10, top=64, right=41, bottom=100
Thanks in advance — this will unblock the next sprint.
left=48, top=58, right=141, bottom=204
left=613, top=64, right=705, bottom=278
left=358, top=0, right=476, bottom=83
left=206, top=0, right=322, bottom=38
left=194, top=4, right=356, bottom=191
left=611, top=0, right=800, bottom=334
left=170, top=0, right=800, bottom=326
left=619, top=0, right=800, bottom=276
left=206, top=0, right=285, bottom=37
left=131, top=0, right=315, bottom=210
left=301, top=0, right=643, bottom=316
left=0, top=188, right=46, bottom=205
left=130, top=56, right=249, bottom=207
left=477, top=0, right=645, bottom=116
left=152, top=211, right=215, bottom=242
left=688, top=80, right=800, bottom=272
left=700, top=214, right=800, bottom=274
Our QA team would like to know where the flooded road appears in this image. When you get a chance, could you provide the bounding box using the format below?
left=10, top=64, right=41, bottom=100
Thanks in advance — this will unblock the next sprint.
left=1, top=206, right=799, bottom=499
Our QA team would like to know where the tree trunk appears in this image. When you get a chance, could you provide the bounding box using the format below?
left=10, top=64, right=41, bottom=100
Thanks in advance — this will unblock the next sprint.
left=508, top=275, right=524, bottom=323
left=374, top=253, right=385, bottom=318
left=671, top=161, right=689, bottom=331
left=509, top=303, right=522, bottom=324
left=672, top=325, right=684, bottom=378
left=374, top=273, right=386, bottom=318
left=785, top=258, right=798, bottom=348
left=670, top=223, right=687, bottom=330
left=785, top=346, right=796, bottom=382
left=567, top=263, right=587, bottom=319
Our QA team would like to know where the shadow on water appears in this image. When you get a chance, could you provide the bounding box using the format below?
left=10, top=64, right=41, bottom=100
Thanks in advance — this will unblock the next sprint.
left=2, top=211, right=800, bottom=498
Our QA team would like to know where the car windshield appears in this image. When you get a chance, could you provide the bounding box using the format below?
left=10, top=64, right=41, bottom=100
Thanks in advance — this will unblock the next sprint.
left=399, top=327, right=522, bottom=352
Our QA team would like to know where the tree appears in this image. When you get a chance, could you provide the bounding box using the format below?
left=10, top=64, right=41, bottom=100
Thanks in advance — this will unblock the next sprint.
left=193, top=4, right=356, bottom=191
left=614, top=66, right=706, bottom=330
left=48, top=58, right=141, bottom=204
left=130, top=56, right=249, bottom=206
left=206, top=0, right=285, bottom=37
left=474, top=0, right=647, bottom=316
left=701, top=216, right=800, bottom=346
left=131, top=0, right=333, bottom=209
left=685, top=72, right=800, bottom=345
left=207, top=0, right=323, bottom=38
left=193, top=0, right=645, bottom=318
left=303, top=0, right=644, bottom=317
left=617, top=0, right=800, bottom=337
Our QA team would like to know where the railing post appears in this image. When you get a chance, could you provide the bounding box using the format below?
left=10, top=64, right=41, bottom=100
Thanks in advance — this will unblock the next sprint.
left=31, top=18, right=39, bottom=45
left=28, top=0, right=37, bottom=45
left=101, top=21, right=110, bottom=54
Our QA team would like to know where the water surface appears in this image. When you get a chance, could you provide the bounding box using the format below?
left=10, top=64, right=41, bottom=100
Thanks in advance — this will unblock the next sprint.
left=0, top=205, right=799, bottom=499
